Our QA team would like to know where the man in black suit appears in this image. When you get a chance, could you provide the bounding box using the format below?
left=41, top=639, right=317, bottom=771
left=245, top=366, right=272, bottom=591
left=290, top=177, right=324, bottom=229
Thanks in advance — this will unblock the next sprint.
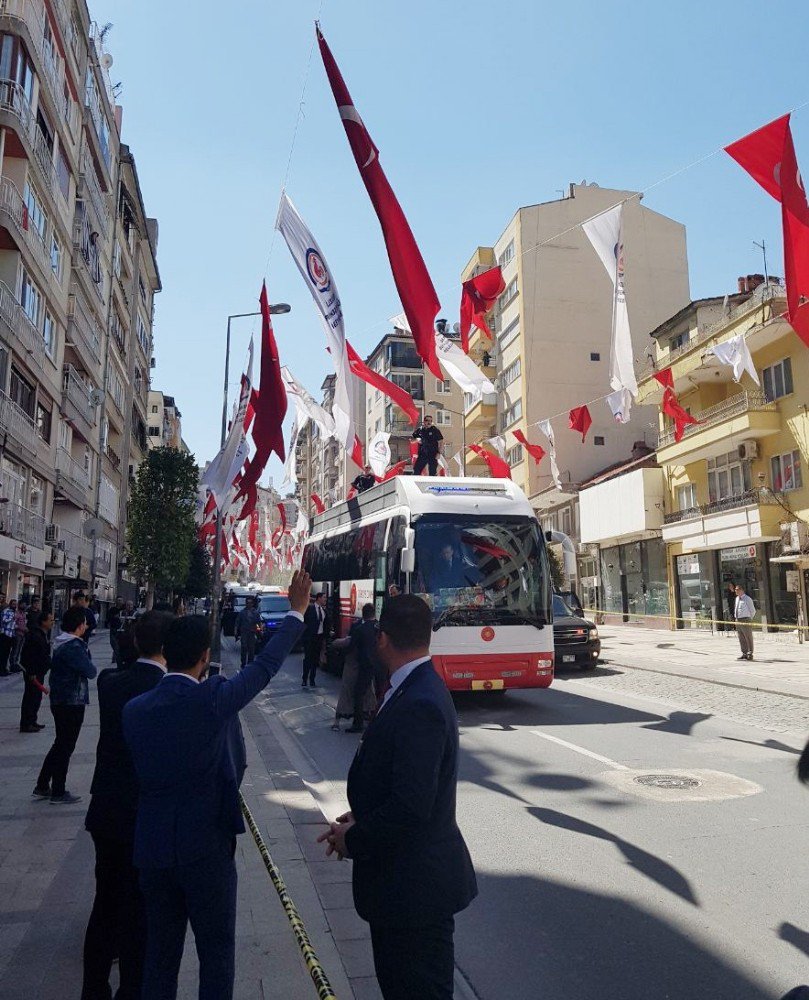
left=319, top=595, right=477, bottom=999
left=81, top=610, right=174, bottom=1000
left=302, top=592, right=329, bottom=687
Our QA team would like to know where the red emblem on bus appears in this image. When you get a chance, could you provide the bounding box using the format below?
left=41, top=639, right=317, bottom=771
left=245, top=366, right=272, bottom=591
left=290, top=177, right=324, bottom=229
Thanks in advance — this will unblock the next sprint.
left=481, top=627, right=495, bottom=642
left=350, top=583, right=357, bottom=615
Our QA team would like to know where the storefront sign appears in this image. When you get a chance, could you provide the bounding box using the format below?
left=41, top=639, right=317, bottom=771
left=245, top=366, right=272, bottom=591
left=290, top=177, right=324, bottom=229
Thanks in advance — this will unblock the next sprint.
left=720, top=545, right=757, bottom=562
left=15, top=545, right=31, bottom=566
left=677, top=555, right=700, bottom=576
left=786, top=570, right=800, bottom=593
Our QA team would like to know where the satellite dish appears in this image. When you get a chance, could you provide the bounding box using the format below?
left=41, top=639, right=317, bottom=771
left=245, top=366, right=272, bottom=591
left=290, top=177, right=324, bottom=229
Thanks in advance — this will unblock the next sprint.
left=89, top=389, right=105, bottom=407
left=452, top=322, right=461, bottom=334
left=101, top=52, right=114, bottom=69
left=82, top=517, right=105, bottom=539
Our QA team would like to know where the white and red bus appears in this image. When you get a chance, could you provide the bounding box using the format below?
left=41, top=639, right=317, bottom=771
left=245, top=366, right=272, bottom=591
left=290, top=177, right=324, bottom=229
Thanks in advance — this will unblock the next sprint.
left=302, top=476, right=554, bottom=692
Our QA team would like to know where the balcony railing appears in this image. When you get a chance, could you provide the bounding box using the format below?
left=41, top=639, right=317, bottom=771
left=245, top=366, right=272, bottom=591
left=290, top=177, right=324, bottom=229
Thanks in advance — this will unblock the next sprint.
left=62, top=364, right=97, bottom=426
left=93, top=540, right=112, bottom=577
left=0, top=279, right=46, bottom=368
left=58, top=526, right=93, bottom=561
left=0, top=175, right=51, bottom=275
left=0, top=501, right=45, bottom=549
left=105, top=443, right=121, bottom=469
left=658, top=390, right=775, bottom=448
left=0, top=387, right=36, bottom=456
left=386, top=418, right=414, bottom=436
left=663, top=488, right=779, bottom=524
left=68, top=292, right=102, bottom=364
left=80, top=150, right=109, bottom=234
left=56, top=447, right=90, bottom=491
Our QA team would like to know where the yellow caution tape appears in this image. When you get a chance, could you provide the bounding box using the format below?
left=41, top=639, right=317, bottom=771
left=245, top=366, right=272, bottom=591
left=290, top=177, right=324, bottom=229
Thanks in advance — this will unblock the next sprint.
left=583, top=607, right=807, bottom=634
left=240, top=793, right=339, bottom=1000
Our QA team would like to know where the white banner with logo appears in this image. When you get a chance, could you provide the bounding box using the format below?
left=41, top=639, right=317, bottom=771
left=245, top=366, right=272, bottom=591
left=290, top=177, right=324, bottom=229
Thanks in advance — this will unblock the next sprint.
left=368, top=431, right=391, bottom=479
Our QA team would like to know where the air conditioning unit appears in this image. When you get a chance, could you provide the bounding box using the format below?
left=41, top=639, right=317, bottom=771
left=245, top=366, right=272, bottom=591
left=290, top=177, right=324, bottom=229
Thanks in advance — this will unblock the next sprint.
left=738, top=440, right=759, bottom=460
left=56, top=539, right=67, bottom=552
left=781, top=520, right=809, bottom=553
left=577, top=542, right=594, bottom=555
left=45, top=523, right=61, bottom=544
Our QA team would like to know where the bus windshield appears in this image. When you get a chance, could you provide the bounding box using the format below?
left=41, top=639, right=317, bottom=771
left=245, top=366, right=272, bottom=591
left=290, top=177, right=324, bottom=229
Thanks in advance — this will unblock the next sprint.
left=412, top=515, right=550, bottom=628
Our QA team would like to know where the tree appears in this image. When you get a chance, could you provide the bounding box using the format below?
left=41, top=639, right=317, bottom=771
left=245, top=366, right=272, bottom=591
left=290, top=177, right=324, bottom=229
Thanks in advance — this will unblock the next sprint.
left=183, top=540, right=212, bottom=598
left=547, top=546, right=565, bottom=591
left=127, top=447, right=199, bottom=608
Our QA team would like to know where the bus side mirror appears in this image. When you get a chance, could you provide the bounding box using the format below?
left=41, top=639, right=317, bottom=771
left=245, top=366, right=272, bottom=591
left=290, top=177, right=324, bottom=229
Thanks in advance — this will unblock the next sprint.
left=401, top=548, right=416, bottom=574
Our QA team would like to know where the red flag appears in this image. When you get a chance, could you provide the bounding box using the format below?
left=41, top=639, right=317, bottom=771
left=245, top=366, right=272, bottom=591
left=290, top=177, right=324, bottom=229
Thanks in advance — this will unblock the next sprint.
left=568, top=405, right=592, bottom=442
left=238, top=283, right=287, bottom=496
left=351, top=434, right=364, bottom=469
left=380, top=460, right=408, bottom=482
left=317, top=28, right=441, bottom=378
left=468, top=444, right=512, bottom=479
left=346, top=486, right=358, bottom=500
left=236, top=482, right=258, bottom=521
left=460, top=533, right=511, bottom=560
left=511, top=428, right=545, bottom=466
left=661, top=387, right=698, bottom=443
left=276, top=502, right=287, bottom=534
left=346, top=341, right=419, bottom=424
left=460, top=266, right=505, bottom=353
left=725, top=114, right=791, bottom=203
left=408, top=440, right=419, bottom=465
left=311, top=493, right=325, bottom=514
left=653, top=368, right=674, bottom=390
left=243, top=387, right=259, bottom=433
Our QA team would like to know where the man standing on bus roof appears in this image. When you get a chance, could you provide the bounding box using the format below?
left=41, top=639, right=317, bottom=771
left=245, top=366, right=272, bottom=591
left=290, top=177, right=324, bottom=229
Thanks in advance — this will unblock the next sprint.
left=352, top=465, right=377, bottom=494
left=319, top=594, right=477, bottom=999
left=412, top=414, right=443, bottom=476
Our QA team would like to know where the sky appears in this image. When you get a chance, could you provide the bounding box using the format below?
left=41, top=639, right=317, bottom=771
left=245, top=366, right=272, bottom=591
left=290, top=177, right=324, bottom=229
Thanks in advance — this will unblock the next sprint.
left=96, top=0, right=809, bottom=488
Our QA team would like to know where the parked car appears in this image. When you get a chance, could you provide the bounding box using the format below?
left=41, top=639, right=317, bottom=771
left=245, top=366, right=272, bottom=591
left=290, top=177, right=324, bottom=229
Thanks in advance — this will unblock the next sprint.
left=553, top=594, right=600, bottom=670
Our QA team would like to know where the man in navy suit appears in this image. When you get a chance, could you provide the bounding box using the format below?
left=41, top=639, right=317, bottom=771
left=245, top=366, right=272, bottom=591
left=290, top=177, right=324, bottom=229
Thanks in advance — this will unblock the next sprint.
left=82, top=609, right=175, bottom=1000
left=319, top=594, right=477, bottom=999
left=123, top=570, right=310, bottom=1000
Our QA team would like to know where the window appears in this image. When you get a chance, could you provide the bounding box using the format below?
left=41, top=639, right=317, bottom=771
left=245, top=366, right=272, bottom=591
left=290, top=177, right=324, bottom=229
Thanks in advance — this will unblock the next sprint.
left=110, top=310, right=125, bottom=352
left=500, top=278, right=518, bottom=308
left=390, top=373, right=424, bottom=400
left=43, top=311, right=55, bottom=356
left=436, top=378, right=451, bottom=394
left=151, top=404, right=158, bottom=414
left=58, top=420, right=71, bottom=450
left=669, top=330, right=689, bottom=352
left=500, top=398, right=522, bottom=429
left=367, top=397, right=371, bottom=413
left=139, top=277, right=147, bottom=305
left=507, top=443, right=524, bottom=466
left=19, top=269, right=41, bottom=328
left=10, top=366, right=34, bottom=417
left=677, top=483, right=697, bottom=510
left=35, top=403, right=51, bottom=443
left=387, top=341, right=421, bottom=370
left=497, top=239, right=515, bottom=268
left=502, top=358, right=521, bottom=386
left=148, top=426, right=160, bottom=437
left=0, top=33, right=35, bottom=103
left=375, top=418, right=381, bottom=433
left=590, top=352, right=600, bottom=362
left=107, top=368, right=124, bottom=410
left=29, top=473, right=44, bottom=515
left=50, top=232, right=63, bottom=281
left=23, top=182, right=47, bottom=243
left=56, top=145, right=70, bottom=202
left=708, top=451, right=750, bottom=502
left=434, top=409, right=451, bottom=426
left=100, top=416, right=109, bottom=451
left=499, top=316, right=519, bottom=349
left=762, top=358, right=793, bottom=402
left=594, top=436, right=605, bottom=446
left=136, top=314, right=149, bottom=353
left=771, top=450, right=802, bottom=492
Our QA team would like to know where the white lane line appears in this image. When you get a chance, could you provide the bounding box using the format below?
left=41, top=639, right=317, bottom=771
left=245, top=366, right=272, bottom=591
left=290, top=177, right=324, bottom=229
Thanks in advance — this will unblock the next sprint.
left=530, top=730, right=630, bottom=771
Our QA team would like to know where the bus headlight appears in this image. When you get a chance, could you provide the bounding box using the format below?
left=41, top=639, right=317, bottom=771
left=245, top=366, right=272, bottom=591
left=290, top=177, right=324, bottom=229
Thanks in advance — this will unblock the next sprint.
left=589, top=628, right=599, bottom=639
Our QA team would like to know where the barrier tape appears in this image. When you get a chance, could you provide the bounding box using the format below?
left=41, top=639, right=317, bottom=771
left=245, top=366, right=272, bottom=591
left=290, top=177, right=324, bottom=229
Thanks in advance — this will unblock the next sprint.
left=240, top=793, right=339, bottom=1000
left=583, top=607, right=808, bottom=635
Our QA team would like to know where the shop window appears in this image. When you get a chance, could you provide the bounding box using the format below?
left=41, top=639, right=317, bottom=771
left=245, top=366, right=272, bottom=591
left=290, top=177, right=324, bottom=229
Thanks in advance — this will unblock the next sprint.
left=771, top=450, right=802, bottom=492
left=762, top=358, right=793, bottom=402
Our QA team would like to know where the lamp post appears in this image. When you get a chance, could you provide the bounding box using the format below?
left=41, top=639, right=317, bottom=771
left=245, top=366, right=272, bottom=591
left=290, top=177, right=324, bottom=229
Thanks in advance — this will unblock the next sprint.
left=209, top=303, right=291, bottom=674
left=427, top=400, right=465, bottom=475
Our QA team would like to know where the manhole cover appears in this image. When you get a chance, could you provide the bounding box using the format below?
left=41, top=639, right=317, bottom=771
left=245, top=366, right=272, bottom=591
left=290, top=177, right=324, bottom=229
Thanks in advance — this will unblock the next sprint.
left=634, top=774, right=701, bottom=790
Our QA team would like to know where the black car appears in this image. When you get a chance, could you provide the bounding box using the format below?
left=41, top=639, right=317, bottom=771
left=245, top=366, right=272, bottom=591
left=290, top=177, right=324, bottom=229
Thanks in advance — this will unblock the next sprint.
left=254, top=594, right=298, bottom=651
left=552, top=594, right=600, bottom=670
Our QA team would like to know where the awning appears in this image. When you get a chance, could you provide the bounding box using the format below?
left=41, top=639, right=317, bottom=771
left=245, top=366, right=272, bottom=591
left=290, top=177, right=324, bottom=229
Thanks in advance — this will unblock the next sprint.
left=769, top=554, right=809, bottom=564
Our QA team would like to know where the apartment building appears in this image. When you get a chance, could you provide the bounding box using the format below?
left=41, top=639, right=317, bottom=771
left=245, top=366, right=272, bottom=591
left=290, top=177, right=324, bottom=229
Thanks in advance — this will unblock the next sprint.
left=460, top=183, right=691, bottom=569
left=636, top=276, right=809, bottom=631
left=0, top=0, right=160, bottom=617
left=147, top=389, right=182, bottom=450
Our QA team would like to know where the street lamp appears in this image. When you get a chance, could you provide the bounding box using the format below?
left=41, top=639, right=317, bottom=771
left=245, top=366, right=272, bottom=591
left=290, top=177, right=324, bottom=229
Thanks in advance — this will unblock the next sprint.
left=428, top=400, right=465, bottom=475
left=209, top=303, right=291, bottom=674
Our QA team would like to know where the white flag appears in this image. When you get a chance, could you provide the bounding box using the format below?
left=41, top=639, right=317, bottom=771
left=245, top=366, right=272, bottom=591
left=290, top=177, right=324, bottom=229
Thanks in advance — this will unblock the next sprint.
left=276, top=194, right=355, bottom=450
left=437, top=453, right=450, bottom=476
left=435, top=332, right=496, bottom=403
left=202, top=339, right=254, bottom=506
left=282, top=408, right=304, bottom=488
left=451, top=450, right=464, bottom=476
left=368, top=431, right=391, bottom=479
left=706, top=334, right=760, bottom=386
left=488, top=435, right=507, bottom=460
left=606, top=387, right=632, bottom=424
left=281, top=367, right=336, bottom=441
left=582, top=204, right=638, bottom=398
left=538, top=419, right=562, bottom=490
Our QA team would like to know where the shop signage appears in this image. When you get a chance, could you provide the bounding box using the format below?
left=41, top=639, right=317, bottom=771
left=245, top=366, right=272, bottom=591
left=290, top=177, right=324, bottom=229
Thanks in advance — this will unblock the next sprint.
left=15, top=545, right=31, bottom=566
left=720, top=545, right=757, bottom=562
left=677, top=555, right=700, bottom=575
left=786, top=570, right=800, bottom=593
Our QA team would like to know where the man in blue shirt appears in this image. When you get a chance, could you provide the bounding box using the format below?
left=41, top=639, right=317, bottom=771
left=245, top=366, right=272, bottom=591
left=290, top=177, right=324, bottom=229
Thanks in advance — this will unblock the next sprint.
left=123, top=569, right=310, bottom=1000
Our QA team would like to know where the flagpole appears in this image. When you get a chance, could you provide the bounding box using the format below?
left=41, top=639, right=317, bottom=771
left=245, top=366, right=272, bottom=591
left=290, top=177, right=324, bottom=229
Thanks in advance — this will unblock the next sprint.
left=209, top=305, right=290, bottom=675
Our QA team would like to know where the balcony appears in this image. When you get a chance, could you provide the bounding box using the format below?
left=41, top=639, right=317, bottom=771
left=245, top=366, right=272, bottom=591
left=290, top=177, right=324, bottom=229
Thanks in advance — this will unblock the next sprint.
left=657, top=390, right=780, bottom=464
left=0, top=175, right=51, bottom=277
left=104, top=442, right=121, bottom=470
left=55, top=446, right=90, bottom=506
left=80, top=150, right=110, bottom=236
left=662, top=487, right=782, bottom=550
left=93, top=540, right=112, bottom=577
left=464, top=394, right=497, bottom=432
left=0, top=280, right=46, bottom=369
left=62, top=363, right=97, bottom=435
left=0, top=502, right=45, bottom=549
left=58, top=526, right=93, bottom=562
left=68, top=292, right=103, bottom=366
left=386, top=417, right=415, bottom=437
left=73, top=208, right=104, bottom=300
left=0, top=387, right=37, bottom=458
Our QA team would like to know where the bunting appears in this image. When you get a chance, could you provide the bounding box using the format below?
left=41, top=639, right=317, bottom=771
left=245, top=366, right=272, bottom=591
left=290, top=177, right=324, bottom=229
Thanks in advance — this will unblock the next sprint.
left=459, top=265, right=505, bottom=352
left=568, top=405, right=593, bottom=442
left=661, top=388, right=699, bottom=442
left=468, top=444, right=512, bottom=479
left=538, top=419, right=562, bottom=490
left=512, top=428, right=546, bottom=466
left=346, top=341, right=419, bottom=424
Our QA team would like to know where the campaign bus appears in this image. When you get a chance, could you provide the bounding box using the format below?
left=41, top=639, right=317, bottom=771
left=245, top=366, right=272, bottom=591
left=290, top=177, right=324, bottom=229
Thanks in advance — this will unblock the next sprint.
left=302, top=476, right=555, bottom=692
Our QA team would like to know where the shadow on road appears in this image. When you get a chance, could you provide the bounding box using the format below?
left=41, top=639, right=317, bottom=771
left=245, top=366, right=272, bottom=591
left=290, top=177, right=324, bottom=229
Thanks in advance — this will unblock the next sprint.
left=779, top=923, right=809, bottom=959
left=642, top=711, right=713, bottom=736
left=723, top=737, right=802, bottom=756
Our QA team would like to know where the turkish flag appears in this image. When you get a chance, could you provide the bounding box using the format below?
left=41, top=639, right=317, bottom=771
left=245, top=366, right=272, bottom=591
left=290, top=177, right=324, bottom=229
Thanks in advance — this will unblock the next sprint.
left=238, top=283, right=287, bottom=497
left=408, top=440, right=419, bottom=465
left=346, top=341, right=419, bottom=424
left=318, top=28, right=441, bottom=378
left=568, top=405, right=592, bottom=442
left=276, top=502, right=287, bottom=534
left=350, top=434, right=364, bottom=469
left=460, top=266, right=505, bottom=353
left=346, top=486, right=358, bottom=500
left=511, top=428, right=545, bottom=466
left=725, top=114, right=794, bottom=204
left=653, top=368, right=674, bottom=390
left=311, top=493, right=325, bottom=514
left=380, top=460, right=408, bottom=482
left=469, top=444, right=512, bottom=479
left=661, top=388, right=699, bottom=443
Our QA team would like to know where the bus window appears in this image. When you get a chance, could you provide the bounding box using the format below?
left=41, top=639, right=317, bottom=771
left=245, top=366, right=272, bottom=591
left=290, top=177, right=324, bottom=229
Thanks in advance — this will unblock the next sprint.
left=386, top=516, right=406, bottom=592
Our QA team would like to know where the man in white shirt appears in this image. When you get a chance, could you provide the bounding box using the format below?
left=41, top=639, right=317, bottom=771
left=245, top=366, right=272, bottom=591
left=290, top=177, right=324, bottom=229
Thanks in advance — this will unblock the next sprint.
left=734, top=584, right=756, bottom=661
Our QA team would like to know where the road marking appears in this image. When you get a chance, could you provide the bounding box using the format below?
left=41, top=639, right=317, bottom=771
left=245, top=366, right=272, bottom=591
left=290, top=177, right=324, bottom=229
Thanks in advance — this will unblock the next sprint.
left=530, top=730, right=630, bottom=770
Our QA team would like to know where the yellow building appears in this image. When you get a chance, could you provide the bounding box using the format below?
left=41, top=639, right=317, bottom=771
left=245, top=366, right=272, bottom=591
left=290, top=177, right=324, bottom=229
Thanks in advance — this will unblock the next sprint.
left=637, top=277, right=809, bottom=631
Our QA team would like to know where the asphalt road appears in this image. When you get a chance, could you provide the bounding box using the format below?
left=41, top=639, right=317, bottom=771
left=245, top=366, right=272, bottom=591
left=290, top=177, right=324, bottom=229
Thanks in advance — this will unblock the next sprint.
left=244, top=642, right=809, bottom=1000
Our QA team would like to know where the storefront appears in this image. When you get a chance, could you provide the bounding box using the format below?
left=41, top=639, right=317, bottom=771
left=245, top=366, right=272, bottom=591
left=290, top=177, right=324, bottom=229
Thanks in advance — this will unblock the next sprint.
left=0, top=535, right=45, bottom=603
left=672, top=543, right=770, bottom=629
left=599, top=537, right=670, bottom=625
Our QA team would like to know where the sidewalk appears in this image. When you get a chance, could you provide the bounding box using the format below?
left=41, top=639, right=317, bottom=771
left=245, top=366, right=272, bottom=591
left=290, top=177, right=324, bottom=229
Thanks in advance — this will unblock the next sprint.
left=598, top=622, right=809, bottom=700
left=0, top=633, right=355, bottom=1000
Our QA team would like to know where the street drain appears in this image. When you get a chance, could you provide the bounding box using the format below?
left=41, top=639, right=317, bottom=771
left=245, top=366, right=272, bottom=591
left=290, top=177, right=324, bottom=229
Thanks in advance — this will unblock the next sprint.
left=634, top=774, right=700, bottom=790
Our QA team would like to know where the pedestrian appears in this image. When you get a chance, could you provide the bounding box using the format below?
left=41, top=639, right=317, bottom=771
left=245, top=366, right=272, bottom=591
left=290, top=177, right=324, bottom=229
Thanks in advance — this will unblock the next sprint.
left=122, top=570, right=310, bottom=1000
left=411, top=414, right=444, bottom=476
left=724, top=582, right=736, bottom=632
left=107, top=597, right=124, bottom=665
left=72, top=592, right=97, bottom=644
left=172, top=596, right=187, bottom=617
left=10, top=600, right=27, bottom=671
left=27, top=596, right=42, bottom=632
left=330, top=603, right=380, bottom=733
left=734, top=583, right=756, bottom=661
left=318, top=594, right=478, bottom=1000
left=352, top=465, right=377, bottom=494
left=33, top=606, right=96, bottom=804
left=0, top=598, right=18, bottom=674
left=19, top=610, right=53, bottom=733
left=302, top=592, right=329, bottom=687
left=235, top=595, right=261, bottom=668
left=82, top=610, right=175, bottom=1000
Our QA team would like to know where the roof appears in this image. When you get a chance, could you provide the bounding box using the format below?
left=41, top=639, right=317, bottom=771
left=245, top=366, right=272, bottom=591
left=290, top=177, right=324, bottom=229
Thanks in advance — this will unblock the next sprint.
left=579, top=451, right=657, bottom=490
left=647, top=294, right=749, bottom=341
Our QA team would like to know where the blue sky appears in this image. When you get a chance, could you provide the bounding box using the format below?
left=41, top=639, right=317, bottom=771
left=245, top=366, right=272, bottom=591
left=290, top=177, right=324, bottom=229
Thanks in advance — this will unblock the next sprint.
left=97, top=0, right=808, bottom=487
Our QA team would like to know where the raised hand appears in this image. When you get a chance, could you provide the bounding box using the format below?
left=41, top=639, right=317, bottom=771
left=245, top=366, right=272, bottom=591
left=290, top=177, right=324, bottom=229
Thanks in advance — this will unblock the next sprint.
left=288, top=569, right=313, bottom=616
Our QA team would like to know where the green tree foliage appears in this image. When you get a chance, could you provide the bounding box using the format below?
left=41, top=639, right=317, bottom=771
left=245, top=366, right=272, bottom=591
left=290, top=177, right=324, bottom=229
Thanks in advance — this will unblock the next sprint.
left=184, top=540, right=212, bottom=598
left=127, top=447, right=198, bottom=606
left=547, top=546, right=565, bottom=591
